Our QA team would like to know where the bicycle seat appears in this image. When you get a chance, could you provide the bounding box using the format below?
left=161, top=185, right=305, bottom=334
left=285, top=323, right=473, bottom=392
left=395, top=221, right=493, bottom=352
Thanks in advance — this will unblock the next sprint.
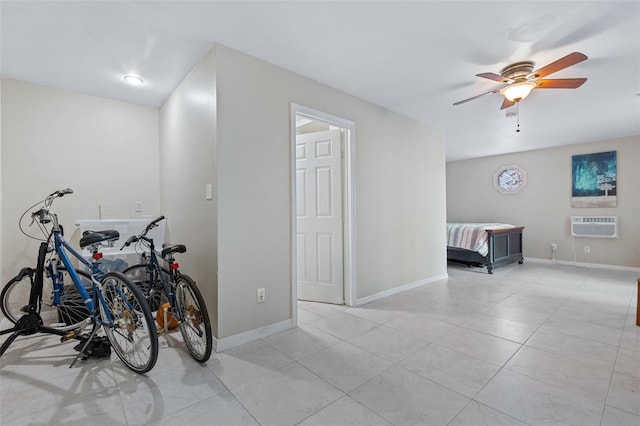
left=161, top=243, right=186, bottom=257
left=79, top=230, right=120, bottom=249
left=82, top=229, right=119, bottom=239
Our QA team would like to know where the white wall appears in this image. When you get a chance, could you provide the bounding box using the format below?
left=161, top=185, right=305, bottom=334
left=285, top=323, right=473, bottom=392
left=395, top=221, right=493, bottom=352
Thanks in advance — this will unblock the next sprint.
left=1, top=79, right=161, bottom=284
left=213, top=44, right=446, bottom=339
left=446, top=136, right=640, bottom=268
left=159, top=49, right=218, bottom=336
left=159, top=44, right=447, bottom=342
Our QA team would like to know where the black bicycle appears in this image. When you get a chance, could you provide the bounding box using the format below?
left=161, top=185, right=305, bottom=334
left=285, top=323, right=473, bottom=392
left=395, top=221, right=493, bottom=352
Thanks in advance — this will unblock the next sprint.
left=0, top=189, right=158, bottom=373
left=121, top=216, right=212, bottom=362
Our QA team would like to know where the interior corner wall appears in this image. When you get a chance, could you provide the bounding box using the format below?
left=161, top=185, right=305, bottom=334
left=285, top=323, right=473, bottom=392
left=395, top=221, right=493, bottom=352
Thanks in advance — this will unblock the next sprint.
left=214, top=44, right=446, bottom=339
left=158, top=49, right=218, bottom=336
left=0, top=79, right=161, bottom=285
left=446, top=136, right=640, bottom=268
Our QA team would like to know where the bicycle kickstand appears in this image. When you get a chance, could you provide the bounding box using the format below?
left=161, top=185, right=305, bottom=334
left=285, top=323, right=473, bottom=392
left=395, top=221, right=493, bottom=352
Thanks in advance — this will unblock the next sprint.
left=69, top=321, right=100, bottom=368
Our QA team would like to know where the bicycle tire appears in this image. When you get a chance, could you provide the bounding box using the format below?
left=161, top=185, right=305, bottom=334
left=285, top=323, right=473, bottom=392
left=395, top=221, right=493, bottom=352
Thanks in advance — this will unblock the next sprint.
left=99, top=271, right=158, bottom=373
left=1, top=266, right=92, bottom=328
left=0, top=269, right=31, bottom=324
left=122, top=264, right=169, bottom=312
left=175, top=274, right=212, bottom=362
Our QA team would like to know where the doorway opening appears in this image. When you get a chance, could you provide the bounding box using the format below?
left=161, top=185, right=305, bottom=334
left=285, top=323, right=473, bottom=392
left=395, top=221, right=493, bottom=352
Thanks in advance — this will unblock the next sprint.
left=290, top=104, right=356, bottom=326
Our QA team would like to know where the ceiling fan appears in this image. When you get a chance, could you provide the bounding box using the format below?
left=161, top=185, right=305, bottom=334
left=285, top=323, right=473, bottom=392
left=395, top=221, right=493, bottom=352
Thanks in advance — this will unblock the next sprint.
left=453, top=52, right=588, bottom=110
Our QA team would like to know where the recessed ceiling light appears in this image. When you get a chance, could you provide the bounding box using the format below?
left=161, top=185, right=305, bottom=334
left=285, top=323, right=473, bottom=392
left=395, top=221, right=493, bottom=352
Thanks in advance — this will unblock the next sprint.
left=123, top=75, right=144, bottom=85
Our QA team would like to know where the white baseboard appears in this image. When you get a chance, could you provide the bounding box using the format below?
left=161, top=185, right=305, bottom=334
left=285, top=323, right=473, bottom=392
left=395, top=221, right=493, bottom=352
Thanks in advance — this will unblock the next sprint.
left=212, top=274, right=451, bottom=351
left=354, top=273, right=449, bottom=307
left=526, top=257, right=640, bottom=273
left=213, top=318, right=294, bottom=353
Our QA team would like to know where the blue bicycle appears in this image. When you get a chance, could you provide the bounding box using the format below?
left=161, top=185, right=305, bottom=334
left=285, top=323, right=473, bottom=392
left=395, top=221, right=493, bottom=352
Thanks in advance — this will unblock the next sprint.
left=0, top=189, right=158, bottom=373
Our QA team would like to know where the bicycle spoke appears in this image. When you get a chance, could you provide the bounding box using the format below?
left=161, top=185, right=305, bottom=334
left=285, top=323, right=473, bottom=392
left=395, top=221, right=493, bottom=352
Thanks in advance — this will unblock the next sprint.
left=99, top=272, right=158, bottom=373
left=175, top=275, right=212, bottom=362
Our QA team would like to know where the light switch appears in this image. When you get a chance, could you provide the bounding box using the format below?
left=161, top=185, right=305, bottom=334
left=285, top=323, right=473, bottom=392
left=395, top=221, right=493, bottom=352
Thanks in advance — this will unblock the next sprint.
left=205, top=184, right=213, bottom=200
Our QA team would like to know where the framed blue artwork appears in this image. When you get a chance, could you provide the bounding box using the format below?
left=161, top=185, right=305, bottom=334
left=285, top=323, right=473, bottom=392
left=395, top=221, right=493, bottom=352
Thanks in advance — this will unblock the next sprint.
left=571, top=150, right=617, bottom=207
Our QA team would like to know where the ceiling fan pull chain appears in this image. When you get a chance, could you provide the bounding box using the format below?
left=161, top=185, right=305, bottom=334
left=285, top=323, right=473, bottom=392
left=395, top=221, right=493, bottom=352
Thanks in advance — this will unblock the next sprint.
left=516, top=102, right=521, bottom=133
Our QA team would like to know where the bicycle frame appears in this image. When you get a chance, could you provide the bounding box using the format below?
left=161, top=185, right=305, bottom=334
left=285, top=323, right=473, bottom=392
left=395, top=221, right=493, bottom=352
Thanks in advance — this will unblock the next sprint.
left=53, top=231, right=106, bottom=321
left=45, top=212, right=128, bottom=327
left=136, top=235, right=183, bottom=321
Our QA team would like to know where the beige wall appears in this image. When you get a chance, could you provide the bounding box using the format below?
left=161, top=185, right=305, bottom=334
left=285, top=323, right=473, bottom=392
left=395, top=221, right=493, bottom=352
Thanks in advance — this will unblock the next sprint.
left=446, top=136, right=640, bottom=268
left=159, top=49, right=218, bottom=335
left=158, top=44, right=446, bottom=342
left=213, top=44, right=446, bottom=339
left=1, top=79, right=161, bottom=283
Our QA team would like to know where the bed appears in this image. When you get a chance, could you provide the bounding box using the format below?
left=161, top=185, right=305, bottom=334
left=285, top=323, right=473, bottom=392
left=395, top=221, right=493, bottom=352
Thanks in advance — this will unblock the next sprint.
left=447, top=223, right=524, bottom=274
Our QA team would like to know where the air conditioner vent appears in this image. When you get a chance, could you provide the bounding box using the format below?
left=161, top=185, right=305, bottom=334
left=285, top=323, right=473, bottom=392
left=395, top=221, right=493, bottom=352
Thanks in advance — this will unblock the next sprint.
left=571, top=216, right=617, bottom=238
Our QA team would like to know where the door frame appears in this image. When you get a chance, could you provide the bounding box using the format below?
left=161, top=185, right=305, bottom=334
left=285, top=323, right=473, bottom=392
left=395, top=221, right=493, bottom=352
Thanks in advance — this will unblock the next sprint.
left=290, top=103, right=356, bottom=326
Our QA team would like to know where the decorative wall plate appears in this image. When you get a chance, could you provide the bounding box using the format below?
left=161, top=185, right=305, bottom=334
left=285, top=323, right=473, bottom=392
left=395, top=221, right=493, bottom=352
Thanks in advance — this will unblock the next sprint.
left=494, top=165, right=526, bottom=194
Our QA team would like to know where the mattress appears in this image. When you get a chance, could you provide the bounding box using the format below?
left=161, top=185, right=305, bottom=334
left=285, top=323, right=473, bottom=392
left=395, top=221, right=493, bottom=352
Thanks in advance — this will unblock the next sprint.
left=446, top=223, right=516, bottom=257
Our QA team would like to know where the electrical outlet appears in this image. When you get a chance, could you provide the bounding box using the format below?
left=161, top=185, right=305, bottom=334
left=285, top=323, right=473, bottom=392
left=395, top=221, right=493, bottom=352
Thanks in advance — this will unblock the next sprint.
left=135, top=201, right=143, bottom=212
left=584, top=246, right=591, bottom=253
left=551, top=243, right=558, bottom=251
left=205, top=184, right=213, bottom=200
left=257, top=288, right=265, bottom=303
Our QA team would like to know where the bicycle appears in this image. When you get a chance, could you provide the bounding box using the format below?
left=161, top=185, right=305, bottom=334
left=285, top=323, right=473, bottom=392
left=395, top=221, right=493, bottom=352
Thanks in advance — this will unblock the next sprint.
left=0, top=189, right=158, bottom=373
left=121, top=216, right=212, bottom=362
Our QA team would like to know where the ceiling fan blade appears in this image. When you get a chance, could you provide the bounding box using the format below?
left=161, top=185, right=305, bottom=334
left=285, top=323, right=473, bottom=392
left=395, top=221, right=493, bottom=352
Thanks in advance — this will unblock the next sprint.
left=530, top=52, right=588, bottom=79
left=536, top=78, right=587, bottom=89
left=500, top=98, right=516, bottom=110
left=476, top=72, right=511, bottom=83
left=453, top=84, right=506, bottom=106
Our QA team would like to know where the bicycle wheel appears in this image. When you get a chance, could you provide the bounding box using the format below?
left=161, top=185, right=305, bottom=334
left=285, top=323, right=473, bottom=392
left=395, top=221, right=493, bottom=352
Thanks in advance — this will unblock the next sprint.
left=175, top=274, right=212, bottom=362
left=99, top=272, right=158, bottom=374
left=122, top=264, right=169, bottom=312
left=1, top=266, right=91, bottom=328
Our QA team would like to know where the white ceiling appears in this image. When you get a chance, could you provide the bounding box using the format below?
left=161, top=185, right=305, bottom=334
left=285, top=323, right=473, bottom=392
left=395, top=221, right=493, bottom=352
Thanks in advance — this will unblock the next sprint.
left=1, top=1, right=639, bottom=162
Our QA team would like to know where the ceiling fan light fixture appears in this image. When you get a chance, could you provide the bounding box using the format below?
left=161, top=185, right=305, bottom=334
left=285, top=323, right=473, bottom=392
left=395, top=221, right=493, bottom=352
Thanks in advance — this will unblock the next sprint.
left=500, top=81, right=536, bottom=102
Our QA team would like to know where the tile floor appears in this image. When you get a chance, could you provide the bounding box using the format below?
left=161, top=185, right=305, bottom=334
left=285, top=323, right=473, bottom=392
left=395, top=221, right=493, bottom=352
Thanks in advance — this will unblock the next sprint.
left=1, top=262, right=639, bottom=425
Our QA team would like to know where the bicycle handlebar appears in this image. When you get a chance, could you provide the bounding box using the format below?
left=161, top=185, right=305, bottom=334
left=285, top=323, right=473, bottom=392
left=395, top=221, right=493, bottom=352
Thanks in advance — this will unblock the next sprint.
left=51, top=188, right=74, bottom=197
left=120, top=216, right=164, bottom=250
left=121, top=235, right=140, bottom=249
left=30, top=188, right=74, bottom=224
left=143, top=216, right=165, bottom=236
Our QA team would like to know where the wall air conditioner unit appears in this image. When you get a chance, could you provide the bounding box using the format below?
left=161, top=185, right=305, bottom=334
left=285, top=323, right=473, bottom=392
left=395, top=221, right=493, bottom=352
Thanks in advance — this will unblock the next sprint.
left=571, top=216, right=617, bottom=238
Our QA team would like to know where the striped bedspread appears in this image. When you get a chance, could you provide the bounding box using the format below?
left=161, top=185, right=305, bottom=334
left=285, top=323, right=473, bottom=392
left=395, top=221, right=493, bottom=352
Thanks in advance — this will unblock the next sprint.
left=446, top=223, right=516, bottom=257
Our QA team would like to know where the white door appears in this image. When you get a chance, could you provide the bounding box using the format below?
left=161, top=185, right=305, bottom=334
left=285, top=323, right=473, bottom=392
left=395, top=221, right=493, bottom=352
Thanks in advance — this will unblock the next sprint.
left=296, top=129, right=344, bottom=304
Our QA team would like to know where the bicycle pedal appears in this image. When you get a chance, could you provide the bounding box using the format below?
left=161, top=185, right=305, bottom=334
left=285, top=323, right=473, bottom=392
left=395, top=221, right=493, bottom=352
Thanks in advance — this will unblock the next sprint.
left=60, top=331, right=77, bottom=343
left=60, top=327, right=84, bottom=343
